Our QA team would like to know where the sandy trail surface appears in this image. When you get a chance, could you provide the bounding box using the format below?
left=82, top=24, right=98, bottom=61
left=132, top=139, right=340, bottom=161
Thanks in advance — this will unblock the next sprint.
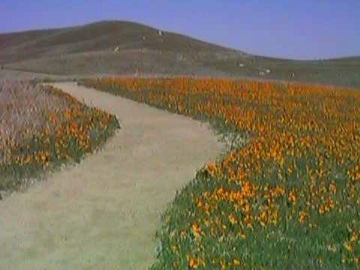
left=0, top=83, right=223, bottom=270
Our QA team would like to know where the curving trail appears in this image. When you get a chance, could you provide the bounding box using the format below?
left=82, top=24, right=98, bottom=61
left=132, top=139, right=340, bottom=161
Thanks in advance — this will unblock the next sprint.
left=0, top=82, right=223, bottom=270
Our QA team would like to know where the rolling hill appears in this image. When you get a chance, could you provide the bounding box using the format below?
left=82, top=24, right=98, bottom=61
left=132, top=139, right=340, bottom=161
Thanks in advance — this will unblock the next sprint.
left=0, top=20, right=359, bottom=88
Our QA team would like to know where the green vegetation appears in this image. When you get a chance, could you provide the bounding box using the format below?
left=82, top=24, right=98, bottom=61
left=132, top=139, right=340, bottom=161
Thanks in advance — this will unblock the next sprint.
left=83, top=78, right=360, bottom=269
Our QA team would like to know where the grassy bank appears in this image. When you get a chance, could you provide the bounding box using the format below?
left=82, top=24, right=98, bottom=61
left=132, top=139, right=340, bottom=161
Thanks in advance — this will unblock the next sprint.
left=0, top=80, right=120, bottom=197
left=81, top=78, right=359, bottom=269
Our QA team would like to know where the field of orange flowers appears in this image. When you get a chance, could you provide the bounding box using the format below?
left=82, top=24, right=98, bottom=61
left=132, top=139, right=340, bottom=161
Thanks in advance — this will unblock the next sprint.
left=0, top=81, right=119, bottom=194
left=82, top=78, right=360, bottom=269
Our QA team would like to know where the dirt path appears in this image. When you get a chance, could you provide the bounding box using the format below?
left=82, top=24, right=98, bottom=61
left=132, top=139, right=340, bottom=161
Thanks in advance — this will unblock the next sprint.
left=0, top=83, right=223, bottom=270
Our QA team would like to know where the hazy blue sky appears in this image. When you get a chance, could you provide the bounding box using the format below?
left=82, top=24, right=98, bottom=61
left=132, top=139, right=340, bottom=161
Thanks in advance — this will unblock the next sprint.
left=0, top=0, right=359, bottom=60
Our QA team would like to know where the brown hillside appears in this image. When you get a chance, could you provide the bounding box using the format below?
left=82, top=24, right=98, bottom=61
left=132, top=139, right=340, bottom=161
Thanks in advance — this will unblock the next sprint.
left=0, top=20, right=359, bottom=89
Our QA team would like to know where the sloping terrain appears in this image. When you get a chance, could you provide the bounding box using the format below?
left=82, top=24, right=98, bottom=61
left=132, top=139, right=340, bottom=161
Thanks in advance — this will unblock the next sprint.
left=0, top=21, right=243, bottom=64
left=0, top=20, right=359, bottom=88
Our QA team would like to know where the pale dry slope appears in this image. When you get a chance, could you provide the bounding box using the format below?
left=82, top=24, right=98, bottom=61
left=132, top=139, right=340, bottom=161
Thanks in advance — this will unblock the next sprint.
left=0, top=83, right=223, bottom=270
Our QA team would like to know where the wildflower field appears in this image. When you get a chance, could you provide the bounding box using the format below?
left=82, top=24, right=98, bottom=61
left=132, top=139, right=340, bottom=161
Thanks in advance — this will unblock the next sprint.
left=82, top=78, right=360, bottom=269
left=0, top=80, right=119, bottom=194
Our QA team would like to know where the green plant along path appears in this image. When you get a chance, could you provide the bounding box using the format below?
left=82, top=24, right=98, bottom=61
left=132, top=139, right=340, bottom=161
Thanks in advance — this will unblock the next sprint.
left=0, top=84, right=119, bottom=194
left=82, top=78, right=360, bottom=269
left=0, top=86, right=119, bottom=194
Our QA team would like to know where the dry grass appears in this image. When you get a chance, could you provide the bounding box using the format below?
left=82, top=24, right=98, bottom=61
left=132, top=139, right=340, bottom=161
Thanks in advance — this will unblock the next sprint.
left=0, top=80, right=120, bottom=193
left=2, top=21, right=359, bottom=89
left=0, top=80, right=69, bottom=163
